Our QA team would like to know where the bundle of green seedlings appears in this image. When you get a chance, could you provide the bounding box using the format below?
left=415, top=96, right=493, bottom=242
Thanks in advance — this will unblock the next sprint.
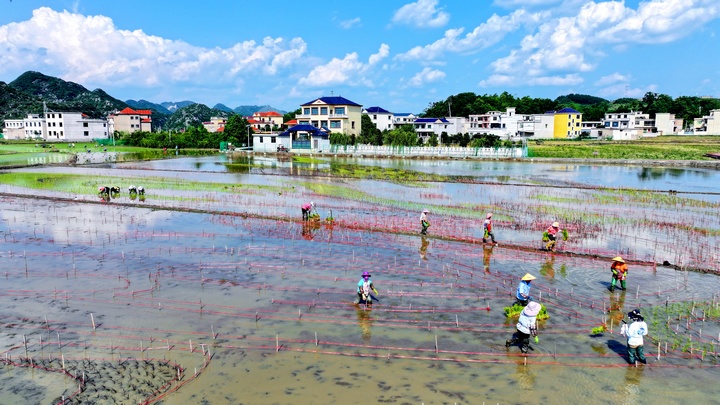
left=504, top=303, right=549, bottom=320
left=541, top=229, right=569, bottom=242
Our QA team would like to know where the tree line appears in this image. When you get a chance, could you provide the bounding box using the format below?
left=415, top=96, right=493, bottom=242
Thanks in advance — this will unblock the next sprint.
left=422, top=91, right=720, bottom=125
left=117, top=115, right=252, bottom=148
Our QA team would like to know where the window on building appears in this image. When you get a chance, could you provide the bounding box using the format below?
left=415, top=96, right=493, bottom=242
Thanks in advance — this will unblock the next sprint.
left=59, top=122, right=62, bottom=127
left=335, top=107, right=345, bottom=115
left=271, top=137, right=276, bottom=144
left=259, top=137, right=263, bottom=143
left=83, top=122, right=89, bottom=127
left=373, top=115, right=377, bottom=120
left=311, top=107, right=318, bottom=115
left=320, top=121, right=328, bottom=128
left=84, top=131, right=89, bottom=136
left=330, top=121, right=341, bottom=128
left=320, top=107, right=328, bottom=115
left=351, top=121, right=355, bottom=129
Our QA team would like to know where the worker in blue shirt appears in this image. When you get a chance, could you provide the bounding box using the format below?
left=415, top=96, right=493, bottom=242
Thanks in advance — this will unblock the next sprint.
left=516, top=273, right=536, bottom=306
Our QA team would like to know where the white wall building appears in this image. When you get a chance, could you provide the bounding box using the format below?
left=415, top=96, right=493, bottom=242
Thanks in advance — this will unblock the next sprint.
left=517, top=113, right=555, bottom=139
left=392, top=113, right=417, bottom=129
left=3, top=112, right=109, bottom=141
left=467, top=107, right=520, bottom=139
left=693, top=109, right=720, bottom=135
left=362, top=106, right=394, bottom=132
left=655, top=113, right=683, bottom=135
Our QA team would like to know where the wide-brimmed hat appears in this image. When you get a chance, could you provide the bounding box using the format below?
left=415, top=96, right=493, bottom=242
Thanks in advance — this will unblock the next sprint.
left=523, top=301, right=542, bottom=317
left=486, top=213, right=493, bottom=218
left=362, top=271, right=371, bottom=277
left=521, top=273, right=536, bottom=281
left=628, top=309, right=641, bottom=320
left=422, top=209, right=429, bottom=213
left=552, top=222, right=560, bottom=228
left=612, top=256, right=624, bottom=263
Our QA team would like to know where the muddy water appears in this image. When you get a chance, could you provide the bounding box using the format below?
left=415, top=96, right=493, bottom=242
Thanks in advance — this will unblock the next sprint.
left=0, top=194, right=718, bottom=404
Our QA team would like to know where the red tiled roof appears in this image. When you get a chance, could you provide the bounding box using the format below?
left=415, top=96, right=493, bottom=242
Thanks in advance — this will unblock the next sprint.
left=285, top=119, right=298, bottom=125
left=217, top=126, right=225, bottom=132
left=141, top=118, right=151, bottom=123
left=117, top=107, right=153, bottom=116
left=254, top=111, right=282, bottom=117
left=247, top=119, right=261, bottom=124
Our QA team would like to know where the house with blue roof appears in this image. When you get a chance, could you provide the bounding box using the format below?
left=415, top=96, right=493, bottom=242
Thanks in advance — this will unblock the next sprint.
left=296, top=96, right=362, bottom=137
left=362, top=106, right=394, bottom=131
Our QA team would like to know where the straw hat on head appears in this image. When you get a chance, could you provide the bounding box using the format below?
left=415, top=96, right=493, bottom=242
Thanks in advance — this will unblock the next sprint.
left=521, top=273, right=536, bottom=281
left=422, top=209, right=429, bottom=213
left=362, top=271, right=371, bottom=277
left=612, top=256, right=624, bottom=263
left=552, top=222, right=559, bottom=228
left=523, top=301, right=542, bottom=317
left=486, top=213, right=493, bottom=219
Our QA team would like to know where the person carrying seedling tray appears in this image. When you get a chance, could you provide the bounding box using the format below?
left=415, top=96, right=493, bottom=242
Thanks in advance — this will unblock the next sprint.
left=609, top=256, right=628, bottom=292
left=543, top=222, right=561, bottom=251
left=356, top=271, right=379, bottom=306
left=420, top=209, right=430, bottom=235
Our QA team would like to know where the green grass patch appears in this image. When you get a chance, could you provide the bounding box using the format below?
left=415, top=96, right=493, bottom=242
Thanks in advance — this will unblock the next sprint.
left=527, top=136, right=720, bottom=160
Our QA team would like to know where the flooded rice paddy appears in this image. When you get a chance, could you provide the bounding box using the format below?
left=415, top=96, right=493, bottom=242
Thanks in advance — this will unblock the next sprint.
left=0, top=155, right=718, bottom=404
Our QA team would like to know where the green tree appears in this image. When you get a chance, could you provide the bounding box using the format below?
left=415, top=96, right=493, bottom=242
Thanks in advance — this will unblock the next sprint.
left=428, top=133, right=439, bottom=147
left=383, top=125, right=418, bottom=146
left=358, top=114, right=382, bottom=145
left=224, top=114, right=250, bottom=146
left=283, top=108, right=300, bottom=124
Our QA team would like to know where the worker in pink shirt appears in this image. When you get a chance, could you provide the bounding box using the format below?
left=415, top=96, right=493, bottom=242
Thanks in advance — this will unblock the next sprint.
left=301, top=201, right=315, bottom=221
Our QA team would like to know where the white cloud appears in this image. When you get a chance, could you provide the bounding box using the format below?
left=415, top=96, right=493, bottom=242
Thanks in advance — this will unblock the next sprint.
left=339, top=17, right=361, bottom=29
left=479, top=73, right=582, bottom=87
left=0, top=7, right=306, bottom=88
left=407, top=67, right=446, bottom=87
left=299, top=44, right=390, bottom=87
left=391, top=0, right=450, bottom=29
left=395, top=10, right=547, bottom=61
left=480, top=0, right=720, bottom=88
left=594, top=72, right=631, bottom=86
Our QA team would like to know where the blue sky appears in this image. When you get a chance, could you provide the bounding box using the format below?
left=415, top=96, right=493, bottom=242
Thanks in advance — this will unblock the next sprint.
left=1, top=0, right=719, bottom=114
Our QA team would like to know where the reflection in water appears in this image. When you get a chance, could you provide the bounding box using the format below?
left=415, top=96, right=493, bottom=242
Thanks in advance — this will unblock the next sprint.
left=356, top=308, right=374, bottom=343
left=637, top=167, right=710, bottom=181
left=302, top=222, right=320, bottom=240
left=513, top=363, right=535, bottom=390
left=419, top=236, right=429, bottom=260
left=608, top=290, right=627, bottom=330
left=539, top=257, right=555, bottom=280
left=623, top=365, right=644, bottom=401
left=483, top=245, right=494, bottom=273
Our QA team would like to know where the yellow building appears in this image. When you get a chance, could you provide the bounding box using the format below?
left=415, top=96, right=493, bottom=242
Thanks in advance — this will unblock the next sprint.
left=553, top=108, right=582, bottom=138
left=296, top=96, right=362, bottom=136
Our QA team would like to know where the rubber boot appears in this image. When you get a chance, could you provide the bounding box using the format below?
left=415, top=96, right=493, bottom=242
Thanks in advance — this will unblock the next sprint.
left=620, top=280, right=627, bottom=291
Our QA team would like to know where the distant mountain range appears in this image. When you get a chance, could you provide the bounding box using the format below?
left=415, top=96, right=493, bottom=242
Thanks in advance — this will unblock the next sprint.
left=0, top=71, right=287, bottom=131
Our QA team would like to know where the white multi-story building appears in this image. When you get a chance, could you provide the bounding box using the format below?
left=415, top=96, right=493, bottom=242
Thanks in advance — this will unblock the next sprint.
left=3, top=112, right=109, bottom=141
left=392, top=113, right=417, bottom=129
left=296, top=96, right=362, bottom=136
left=362, top=107, right=394, bottom=132
left=655, top=113, right=683, bottom=135
left=517, top=113, right=556, bottom=139
left=467, top=107, right=520, bottom=139
left=693, top=109, right=720, bottom=135
left=602, top=111, right=656, bottom=140
left=202, top=117, right=227, bottom=133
